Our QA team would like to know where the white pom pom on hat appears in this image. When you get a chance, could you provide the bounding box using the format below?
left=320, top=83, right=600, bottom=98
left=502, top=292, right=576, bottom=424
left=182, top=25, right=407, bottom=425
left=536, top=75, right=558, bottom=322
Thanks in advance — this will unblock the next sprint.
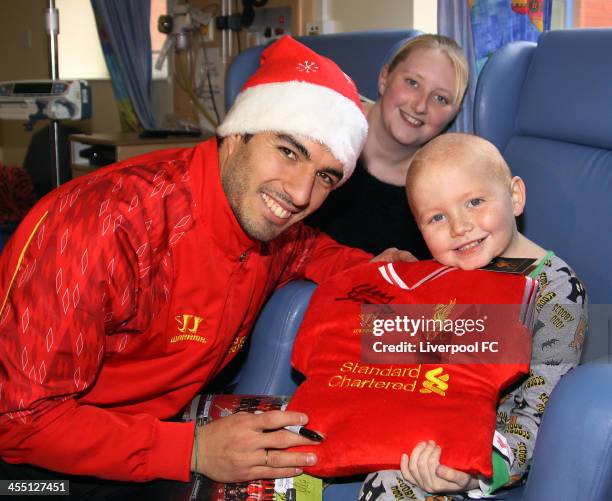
left=217, top=35, right=368, bottom=185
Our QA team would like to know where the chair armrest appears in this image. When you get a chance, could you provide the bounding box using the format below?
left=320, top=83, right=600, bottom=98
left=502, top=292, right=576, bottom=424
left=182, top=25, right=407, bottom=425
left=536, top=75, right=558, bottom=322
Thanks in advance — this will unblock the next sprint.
left=522, top=363, right=612, bottom=501
left=232, top=281, right=317, bottom=395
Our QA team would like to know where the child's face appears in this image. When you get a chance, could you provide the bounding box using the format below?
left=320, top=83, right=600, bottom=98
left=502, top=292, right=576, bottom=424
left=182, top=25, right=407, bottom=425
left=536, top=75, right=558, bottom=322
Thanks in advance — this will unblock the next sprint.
left=409, top=159, right=525, bottom=270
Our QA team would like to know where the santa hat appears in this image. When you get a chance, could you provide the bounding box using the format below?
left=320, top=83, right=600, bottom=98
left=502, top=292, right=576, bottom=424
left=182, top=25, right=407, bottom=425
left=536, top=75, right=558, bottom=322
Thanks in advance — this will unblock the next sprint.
left=217, top=35, right=368, bottom=185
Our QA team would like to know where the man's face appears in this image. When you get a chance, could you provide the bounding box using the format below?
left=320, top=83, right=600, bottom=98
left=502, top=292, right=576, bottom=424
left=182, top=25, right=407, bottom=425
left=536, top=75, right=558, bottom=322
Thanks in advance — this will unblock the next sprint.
left=220, top=133, right=344, bottom=242
left=409, top=159, right=522, bottom=270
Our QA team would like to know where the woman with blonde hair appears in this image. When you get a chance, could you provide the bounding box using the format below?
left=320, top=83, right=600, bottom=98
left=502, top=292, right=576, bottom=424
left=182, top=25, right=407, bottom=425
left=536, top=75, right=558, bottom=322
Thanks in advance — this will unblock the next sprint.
left=308, top=34, right=469, bottom=258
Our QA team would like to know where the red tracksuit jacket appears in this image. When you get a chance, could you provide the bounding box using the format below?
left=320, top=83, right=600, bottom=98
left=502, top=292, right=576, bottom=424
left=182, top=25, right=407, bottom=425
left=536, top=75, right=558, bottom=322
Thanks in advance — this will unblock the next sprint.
left=0, top=139, right=370, bottom=482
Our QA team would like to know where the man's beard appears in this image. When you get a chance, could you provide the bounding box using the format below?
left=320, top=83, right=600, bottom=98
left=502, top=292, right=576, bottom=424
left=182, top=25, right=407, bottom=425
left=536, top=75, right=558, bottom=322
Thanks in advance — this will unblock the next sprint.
left=221, top=152, right=281, bottom=243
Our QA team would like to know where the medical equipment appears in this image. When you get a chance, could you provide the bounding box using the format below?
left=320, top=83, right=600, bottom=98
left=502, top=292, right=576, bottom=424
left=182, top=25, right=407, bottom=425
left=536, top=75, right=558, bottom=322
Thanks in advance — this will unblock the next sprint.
left=155, top=2, right=219, bottom=129
left=0, top=79, right=91, bottom=127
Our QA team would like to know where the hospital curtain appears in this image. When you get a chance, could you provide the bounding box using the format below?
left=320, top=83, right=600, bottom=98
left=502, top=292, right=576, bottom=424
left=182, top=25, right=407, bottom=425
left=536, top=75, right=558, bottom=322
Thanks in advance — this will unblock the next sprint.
left=469, top=0, right=552, bottom=72
left=437, top=0, right=479, bottom=133
left=90, top=0, right=157, bottom=131
left=438, top=0, right=552, bottom=133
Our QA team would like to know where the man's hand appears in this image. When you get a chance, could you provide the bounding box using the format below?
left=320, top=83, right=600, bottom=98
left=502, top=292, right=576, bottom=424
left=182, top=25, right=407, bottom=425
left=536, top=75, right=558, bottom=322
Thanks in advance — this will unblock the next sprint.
left=371, top=247, right=417, bottom=263
left=400, top=441, right=479, bottom=494
left=194, top=410, right=319, bottom=482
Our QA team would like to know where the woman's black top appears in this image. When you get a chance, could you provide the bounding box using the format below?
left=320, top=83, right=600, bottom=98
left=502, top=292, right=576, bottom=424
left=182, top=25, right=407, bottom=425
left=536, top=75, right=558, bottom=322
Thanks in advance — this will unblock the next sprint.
left=306, top=160, right=431, bottom=258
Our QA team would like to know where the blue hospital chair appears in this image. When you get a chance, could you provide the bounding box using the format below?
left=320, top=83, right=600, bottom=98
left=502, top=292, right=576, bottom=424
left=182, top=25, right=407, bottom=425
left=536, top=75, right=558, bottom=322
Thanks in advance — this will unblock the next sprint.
left=229, top=29, right=612, bottom=500
left=224, top=29, right=421, bottom=106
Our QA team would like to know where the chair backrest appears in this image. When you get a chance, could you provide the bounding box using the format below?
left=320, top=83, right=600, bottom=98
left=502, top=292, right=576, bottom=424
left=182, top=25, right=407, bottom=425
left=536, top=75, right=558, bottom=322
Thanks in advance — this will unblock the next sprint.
left=474, top=28, right=612, bottom=362
left=224, top=29, right=422, bottom=110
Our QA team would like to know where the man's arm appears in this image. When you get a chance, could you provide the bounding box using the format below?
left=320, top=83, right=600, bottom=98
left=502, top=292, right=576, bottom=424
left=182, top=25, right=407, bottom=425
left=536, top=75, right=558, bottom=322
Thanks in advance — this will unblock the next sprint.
left=0, top=398, right=195, bottom=481
left=0, top=170, right=195, bottom=482
left=274, top=224, right=414, bottom=286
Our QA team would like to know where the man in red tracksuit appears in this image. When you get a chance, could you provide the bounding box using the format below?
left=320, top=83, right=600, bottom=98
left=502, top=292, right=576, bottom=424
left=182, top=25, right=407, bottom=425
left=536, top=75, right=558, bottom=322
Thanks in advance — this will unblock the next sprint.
left=0, top=37, right=408, bottom=497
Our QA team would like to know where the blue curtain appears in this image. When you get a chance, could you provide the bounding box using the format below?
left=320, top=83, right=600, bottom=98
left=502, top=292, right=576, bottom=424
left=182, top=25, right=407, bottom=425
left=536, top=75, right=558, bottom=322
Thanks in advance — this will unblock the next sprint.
left=90, top=0, right=157, bottom=131
left=437, top=0, right=479, bottom=133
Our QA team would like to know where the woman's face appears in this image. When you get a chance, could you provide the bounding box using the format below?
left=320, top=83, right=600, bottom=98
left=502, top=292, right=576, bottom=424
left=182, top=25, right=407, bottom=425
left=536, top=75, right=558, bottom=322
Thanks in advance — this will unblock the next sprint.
left=378, top=48, right=460, bottom=148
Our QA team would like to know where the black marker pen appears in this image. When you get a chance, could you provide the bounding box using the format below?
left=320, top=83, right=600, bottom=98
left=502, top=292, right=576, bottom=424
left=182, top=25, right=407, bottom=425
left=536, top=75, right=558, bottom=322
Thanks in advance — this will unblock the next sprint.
left=284, top=425, right=324, bottom=442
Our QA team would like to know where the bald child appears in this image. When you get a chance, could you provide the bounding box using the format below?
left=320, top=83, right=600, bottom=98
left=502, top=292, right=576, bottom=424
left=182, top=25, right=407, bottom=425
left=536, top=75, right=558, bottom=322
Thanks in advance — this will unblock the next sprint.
left=360, top=133, right=588, bottom=500
left=407, top=133, right=546, bottom=271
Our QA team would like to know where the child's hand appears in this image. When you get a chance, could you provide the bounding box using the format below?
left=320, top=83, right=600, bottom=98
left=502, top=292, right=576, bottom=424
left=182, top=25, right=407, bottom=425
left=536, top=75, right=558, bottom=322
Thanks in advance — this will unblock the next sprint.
left=400, top=441, right=479, bottom=494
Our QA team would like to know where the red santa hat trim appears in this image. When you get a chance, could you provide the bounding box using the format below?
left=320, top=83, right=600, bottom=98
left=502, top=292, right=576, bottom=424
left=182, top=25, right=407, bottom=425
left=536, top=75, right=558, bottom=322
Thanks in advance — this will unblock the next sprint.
left=217, top=36, right=368, bottom=185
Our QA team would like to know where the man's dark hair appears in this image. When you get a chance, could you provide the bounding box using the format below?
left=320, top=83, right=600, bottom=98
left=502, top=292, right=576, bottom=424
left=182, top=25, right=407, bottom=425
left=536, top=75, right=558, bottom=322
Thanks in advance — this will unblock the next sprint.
left=216, top=133, right=253, bottom=147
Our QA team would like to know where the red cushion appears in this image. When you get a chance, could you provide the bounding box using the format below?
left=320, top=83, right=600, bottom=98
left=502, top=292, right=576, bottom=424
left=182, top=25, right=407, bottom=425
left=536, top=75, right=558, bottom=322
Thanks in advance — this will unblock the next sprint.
left=287, top=261, right=537, bottom=477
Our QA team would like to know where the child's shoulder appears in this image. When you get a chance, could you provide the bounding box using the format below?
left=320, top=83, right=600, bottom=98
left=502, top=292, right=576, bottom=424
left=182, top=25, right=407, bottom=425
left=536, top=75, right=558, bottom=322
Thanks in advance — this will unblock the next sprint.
left=533, top=252, right=587, bottom=304
left=536, top=252, right=576, bottom=277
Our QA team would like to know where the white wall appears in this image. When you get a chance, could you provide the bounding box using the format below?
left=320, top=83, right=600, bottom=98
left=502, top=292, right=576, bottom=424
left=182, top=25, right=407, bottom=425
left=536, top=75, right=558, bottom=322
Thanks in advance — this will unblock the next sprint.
left=324, top=0, right=437, bottom=34
left=57, top=0, right=109, bottom=80
left=413, top=0, right=437, bottom=33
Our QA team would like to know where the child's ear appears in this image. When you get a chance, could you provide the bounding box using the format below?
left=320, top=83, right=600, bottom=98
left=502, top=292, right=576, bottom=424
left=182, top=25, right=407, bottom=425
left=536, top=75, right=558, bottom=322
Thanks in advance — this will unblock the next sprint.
left=510, top=176, right=526, bottom=216
left=378, top=65, right=390, bottom=96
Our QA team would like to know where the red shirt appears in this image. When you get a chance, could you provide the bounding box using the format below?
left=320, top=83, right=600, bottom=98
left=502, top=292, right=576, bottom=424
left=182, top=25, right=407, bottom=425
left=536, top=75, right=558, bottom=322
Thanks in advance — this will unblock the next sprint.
left=287, top=261, right=536, bottom=477
left=0, top=139, right=370, bottom=482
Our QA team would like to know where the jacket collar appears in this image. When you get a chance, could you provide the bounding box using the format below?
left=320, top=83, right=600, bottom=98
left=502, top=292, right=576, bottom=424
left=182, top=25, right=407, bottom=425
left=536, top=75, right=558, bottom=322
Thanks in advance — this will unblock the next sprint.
left=191, top=138, right=260, bottom=257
